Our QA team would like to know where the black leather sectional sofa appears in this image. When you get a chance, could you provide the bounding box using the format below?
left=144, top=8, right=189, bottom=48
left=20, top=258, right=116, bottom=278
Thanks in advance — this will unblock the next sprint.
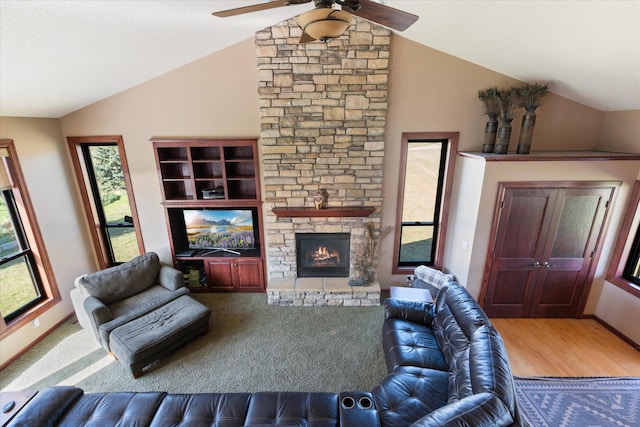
left=8, top=282, right=527, bottom=426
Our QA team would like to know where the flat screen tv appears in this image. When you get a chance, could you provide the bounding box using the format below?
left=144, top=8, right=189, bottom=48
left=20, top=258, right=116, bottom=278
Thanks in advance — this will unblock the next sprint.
left=182, top=209, right=255, bottom=255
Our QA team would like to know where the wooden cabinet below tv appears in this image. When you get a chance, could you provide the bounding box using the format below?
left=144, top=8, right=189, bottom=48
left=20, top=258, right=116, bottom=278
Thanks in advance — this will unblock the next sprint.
left=176, top=256, right=265, bottom=293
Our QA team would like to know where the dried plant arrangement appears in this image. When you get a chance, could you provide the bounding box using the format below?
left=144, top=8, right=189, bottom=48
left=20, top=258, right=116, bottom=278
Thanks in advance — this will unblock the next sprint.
left=493, top=87, right=523, bottom=123
left=478, top=87, right=501, bottom=118
left=517, top=83, right=549, bottom=111
left=350, top=223, right=392, bottom=286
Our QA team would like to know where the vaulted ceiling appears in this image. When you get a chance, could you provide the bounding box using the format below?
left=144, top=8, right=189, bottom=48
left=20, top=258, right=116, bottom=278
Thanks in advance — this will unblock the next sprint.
left=1, top=1, right=638, bottom=118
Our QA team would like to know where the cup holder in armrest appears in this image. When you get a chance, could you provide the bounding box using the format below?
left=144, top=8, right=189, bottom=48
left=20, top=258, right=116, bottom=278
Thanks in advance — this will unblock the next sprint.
left=341, top=396, right=356, bottom=410
left=339, top=392, right=380, bottom=427
left=358, top=396, right=373, bottom=409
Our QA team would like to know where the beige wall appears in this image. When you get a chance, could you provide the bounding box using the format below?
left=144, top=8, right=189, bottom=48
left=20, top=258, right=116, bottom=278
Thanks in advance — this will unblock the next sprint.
left=1, top=34, right=637, bottom=363
left=379, top=36, right=604, bottom=286
left=0, top=117, right=95, bottom=366
left=596, top=110, right=640, bottom=153
left=594, top=110, right=640, bottom=343
left=59, top=38, right=262, bottom=264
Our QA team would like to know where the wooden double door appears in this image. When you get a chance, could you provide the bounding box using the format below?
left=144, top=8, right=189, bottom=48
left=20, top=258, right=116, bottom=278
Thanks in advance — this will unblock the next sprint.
left=482, top=182, right=617, bottom=318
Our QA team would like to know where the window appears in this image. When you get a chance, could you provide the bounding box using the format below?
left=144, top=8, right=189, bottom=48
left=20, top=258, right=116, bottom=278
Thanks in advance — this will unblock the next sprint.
left=393, top=132, right=457, bottom=274
left=607, top=180, right=640, bottom=297
left=0, top=140, right=59, bottom=334
left=0, top=189, right=45, bottom=322
left=67, top=136, right=143, bottom=268
left=624, top=224, right=640, bottom=286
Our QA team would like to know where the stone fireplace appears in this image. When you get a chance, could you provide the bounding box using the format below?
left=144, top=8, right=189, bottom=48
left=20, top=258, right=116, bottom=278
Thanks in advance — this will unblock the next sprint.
left=256, top=18, right=389, bottom=305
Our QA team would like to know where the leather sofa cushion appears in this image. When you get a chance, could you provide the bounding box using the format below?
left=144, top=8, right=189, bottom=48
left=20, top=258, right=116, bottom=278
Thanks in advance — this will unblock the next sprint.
left=447, top=326, right=519, bottom=414
left=372, top=366, right=449, bottom=427
left=432, top=282, right=492, bottom=369
left=8, top=386, right=84, bottom=426
left=382, top=319, right=448, bottom=373
left=384, top=298, right=434, bottom=325
left=244, top=392, right=339, bottom=427
left=79, top=252, right=161, bottom=304
left=57, top=391, right=166, bottom=426
left=149, top=393, right=252, bottom=427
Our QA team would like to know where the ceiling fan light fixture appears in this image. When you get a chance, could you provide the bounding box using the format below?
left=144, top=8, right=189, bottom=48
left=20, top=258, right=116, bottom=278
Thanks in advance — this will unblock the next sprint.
left=297, top=8, right=353, bottom=41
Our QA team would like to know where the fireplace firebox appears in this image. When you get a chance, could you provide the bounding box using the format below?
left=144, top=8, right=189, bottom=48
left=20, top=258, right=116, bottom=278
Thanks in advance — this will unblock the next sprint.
left=296, top=233, right=350, bottom=278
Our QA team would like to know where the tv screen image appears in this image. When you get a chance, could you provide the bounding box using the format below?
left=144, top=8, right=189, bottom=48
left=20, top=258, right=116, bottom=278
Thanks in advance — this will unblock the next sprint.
left=183, top=209, right=255, bottom=251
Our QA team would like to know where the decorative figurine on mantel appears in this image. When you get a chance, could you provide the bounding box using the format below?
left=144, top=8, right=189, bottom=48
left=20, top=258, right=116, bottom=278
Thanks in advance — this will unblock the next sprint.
left=313, top=189, right=328, bottom=210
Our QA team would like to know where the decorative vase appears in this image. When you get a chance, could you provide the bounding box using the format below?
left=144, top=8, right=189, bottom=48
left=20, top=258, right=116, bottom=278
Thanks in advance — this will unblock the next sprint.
left=517, top=109, right=537, bottom=154
left=494, top=119, right=513, bottom=154
left=482, top=114, right=498, bottom=153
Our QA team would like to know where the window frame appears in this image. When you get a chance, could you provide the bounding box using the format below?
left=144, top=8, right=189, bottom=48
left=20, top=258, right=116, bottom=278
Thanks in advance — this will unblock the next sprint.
left=67, top=136, right=144, bottom=269
left=392, top=132, right=458, bottom=274
left=0, top=139, right=60, bottom=336
left=606, top=180, right=640, bottom=298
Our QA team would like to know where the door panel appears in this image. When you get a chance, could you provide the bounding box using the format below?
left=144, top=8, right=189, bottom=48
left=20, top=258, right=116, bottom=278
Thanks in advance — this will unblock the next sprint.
left=236, top=259, right=264, bottom=290
left=207, top=261, right=234, bottom=290
left=483, top=188, right=555, bottom=317
left=498, top=189, right=553, bottom=259
left=530, top=187, right=613, bottom=317
left=483, top=183, right=616, bottom=318
left=550, top=194, right=601, bottom=258
left=484, top=270, right=538, bottom=317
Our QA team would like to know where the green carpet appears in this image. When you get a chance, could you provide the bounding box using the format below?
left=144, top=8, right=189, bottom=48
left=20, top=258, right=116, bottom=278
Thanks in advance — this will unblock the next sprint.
left=0, top=293, right=387, bottom=394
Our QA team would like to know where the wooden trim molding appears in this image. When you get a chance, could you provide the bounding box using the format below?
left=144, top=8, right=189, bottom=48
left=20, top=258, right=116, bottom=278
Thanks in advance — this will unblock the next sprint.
left=392, top=132, right=458, bottom=274
left=0, top=139, right=61, bottom=338
left=459, top=151, right=640, bottom=162
left=66, top=135, right=145, bottom=269
left=605, top=180, right=640, bottom=298
left=586, top=314, right=640, bottom=351
left=272, top=207, right=375, bottom=218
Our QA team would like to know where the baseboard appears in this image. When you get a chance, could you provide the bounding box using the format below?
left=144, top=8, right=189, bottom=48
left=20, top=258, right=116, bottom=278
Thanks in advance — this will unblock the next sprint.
left=584, top=314, right=640, bottom=351
left=0, top=313, right=75, bottom=371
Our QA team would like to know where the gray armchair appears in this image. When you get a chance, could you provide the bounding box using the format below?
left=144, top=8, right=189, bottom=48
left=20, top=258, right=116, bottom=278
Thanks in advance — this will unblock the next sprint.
left=71, top=252, right=210, bottom=377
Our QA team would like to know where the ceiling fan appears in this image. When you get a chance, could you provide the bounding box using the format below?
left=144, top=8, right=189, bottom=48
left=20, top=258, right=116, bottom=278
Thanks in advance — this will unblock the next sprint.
left=212, top=0, right=419, bottom=43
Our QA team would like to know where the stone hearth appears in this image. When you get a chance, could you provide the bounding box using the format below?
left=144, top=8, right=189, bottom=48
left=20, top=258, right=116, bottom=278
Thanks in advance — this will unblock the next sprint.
left=267, top=278, right=380, bottom=307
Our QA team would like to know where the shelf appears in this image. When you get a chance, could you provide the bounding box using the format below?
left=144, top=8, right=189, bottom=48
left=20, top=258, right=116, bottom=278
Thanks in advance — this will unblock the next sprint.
left=272, top=207, right=376, bottom=218
left=153, top=138, right=260, bottom=203
left=459, top=151, right=640, bottom=162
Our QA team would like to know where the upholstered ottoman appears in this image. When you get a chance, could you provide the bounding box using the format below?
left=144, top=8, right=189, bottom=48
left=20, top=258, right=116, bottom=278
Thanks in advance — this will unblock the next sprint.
left=109, top=295, right=211, bottom=377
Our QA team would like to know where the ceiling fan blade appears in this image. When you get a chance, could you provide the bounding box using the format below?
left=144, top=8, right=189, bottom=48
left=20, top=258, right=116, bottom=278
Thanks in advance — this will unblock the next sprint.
left=213, top=0, right=308, bottom=18
left=343, top=0, right=418, bottom=31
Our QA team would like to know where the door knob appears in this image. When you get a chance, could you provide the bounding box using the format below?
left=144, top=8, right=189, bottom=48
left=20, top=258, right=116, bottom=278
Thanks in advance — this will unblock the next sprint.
left=542, top=261, right=555, bottom=268
left=532, top=261, right=541, bottom=268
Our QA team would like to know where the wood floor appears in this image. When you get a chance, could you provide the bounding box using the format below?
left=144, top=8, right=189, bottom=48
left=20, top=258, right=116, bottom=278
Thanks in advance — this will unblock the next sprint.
left=491, top=318, right=640, bottom=377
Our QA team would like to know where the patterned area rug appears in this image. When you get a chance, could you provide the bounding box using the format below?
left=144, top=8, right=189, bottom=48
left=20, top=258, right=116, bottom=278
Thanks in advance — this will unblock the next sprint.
left=515, top=377, right=640, bottom=427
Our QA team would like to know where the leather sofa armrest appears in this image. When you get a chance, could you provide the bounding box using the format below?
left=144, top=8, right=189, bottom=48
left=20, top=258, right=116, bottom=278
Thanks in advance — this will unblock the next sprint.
left=157, top=264, right=184, bottom=291
left=384, top=298, right=434, bottom=326
left=339, top=392, right=380, bottom=427
left=410, top=393, right=520, bottom=427
left=8, top=386, right=84, bottom=426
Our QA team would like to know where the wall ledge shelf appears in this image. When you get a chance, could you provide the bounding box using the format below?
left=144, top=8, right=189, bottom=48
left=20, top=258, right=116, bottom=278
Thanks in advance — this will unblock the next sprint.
left=272, top=207, right=376, bottom=218
left=459, top=150, right=640, bottom=162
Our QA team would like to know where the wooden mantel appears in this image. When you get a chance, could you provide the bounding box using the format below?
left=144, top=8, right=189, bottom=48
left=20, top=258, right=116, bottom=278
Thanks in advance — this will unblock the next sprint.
left=272, top=207, right=376, bottom=218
